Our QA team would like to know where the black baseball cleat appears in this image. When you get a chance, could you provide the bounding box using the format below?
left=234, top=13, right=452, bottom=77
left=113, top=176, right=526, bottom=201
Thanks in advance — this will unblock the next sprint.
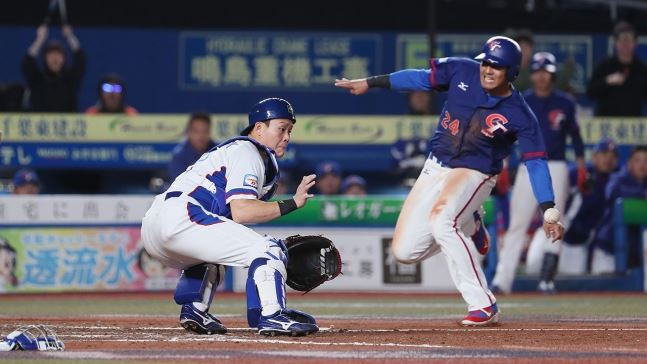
left=258, top=309, right=319, bottom=337
left=179, top=303, right=227, bottom=335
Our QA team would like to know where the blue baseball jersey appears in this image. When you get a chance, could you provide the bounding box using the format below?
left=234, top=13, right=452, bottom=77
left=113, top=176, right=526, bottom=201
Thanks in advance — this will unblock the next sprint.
left=592, top=168, right=647, bottom=253
left=522, top=90, right=584, bottom=161
left=389, top=57, right=555, bottom=204
left=563, top=165, right=612, bottom=244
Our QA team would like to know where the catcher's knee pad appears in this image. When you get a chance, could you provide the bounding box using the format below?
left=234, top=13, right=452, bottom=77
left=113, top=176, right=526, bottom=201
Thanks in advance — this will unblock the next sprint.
left=174, top=263, right=225, bottom=308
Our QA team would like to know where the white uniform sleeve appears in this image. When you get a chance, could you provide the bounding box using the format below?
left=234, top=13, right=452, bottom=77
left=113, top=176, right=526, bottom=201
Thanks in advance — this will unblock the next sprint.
left=224, top=142, right=265, bottom=204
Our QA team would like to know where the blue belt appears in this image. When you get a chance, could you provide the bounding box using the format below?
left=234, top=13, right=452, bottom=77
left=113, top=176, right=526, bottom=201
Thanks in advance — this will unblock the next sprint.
left=165, top=191, right=182, bottom=200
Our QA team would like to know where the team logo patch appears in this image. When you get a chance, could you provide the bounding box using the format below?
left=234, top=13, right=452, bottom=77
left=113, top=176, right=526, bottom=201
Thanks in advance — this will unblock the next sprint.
left=488, top=41, right=502, bottom=51
left=243, top=174, right=258, bottom=188
left=481, top=113, right=509, bottom=138
left=548, top=109, right=566, bottom=130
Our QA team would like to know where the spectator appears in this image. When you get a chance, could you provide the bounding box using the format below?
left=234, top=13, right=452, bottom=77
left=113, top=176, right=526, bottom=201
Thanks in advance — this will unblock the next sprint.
left=12, top=169, right=40, bottom=195
left=315, top=161, right=342, bottom=195
left=587, top=21, right=647, bottom=116
left=590, top=145, right=647, bottom=274
left=341, top=174, right=367, bottom=196
left=274, top=172, right=292, bottom=196
left=511, top=28, right=534, bottom=92
left=167, top=112, right=216, bottom=182
left=22, top=24, right=85, bottom=112
left=558, top=139, right=619, bottom=275
left=407, top=91, right=432, bottom=115
left=85, top=73, right=138, bottom=115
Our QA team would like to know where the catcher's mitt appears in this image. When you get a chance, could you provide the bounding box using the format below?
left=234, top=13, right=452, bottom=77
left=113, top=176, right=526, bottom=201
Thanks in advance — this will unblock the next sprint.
left=284, top=234, right=342, bottom=293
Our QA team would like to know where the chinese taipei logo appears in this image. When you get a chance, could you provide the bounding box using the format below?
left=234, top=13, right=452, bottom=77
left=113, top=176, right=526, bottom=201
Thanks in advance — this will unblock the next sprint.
left=488, top=41, right=502, bottom=51
left=481, top=113, right=509, bottom=138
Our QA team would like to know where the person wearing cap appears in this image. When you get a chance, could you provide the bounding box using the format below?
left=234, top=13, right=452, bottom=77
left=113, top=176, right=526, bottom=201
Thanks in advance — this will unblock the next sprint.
left=12, top=169, right=41, bottom=195
left=589, top=145, right=647, bottom=274
left=492, top=51, right=586, bottom=294
left=556, top=139, right=619, bottom=275
left=336, top=35, right=566, bottom=326
left=141, top=98, right=320, bottom=337
left=315, top=161, right=343, bottom=195
left=22, top=24, right=85, bottom=112
left=167, top=112, right=216, bottom=182
left=341, top=174, right=367, bottom=196
left=85, top=73, right=138, bottom=115
left=587, top=21, right=647, bottom=116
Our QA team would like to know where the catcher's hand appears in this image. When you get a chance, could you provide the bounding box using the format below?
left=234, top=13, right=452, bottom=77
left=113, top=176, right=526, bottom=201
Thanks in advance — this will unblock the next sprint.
left=284, top=235, right=342, bottom=293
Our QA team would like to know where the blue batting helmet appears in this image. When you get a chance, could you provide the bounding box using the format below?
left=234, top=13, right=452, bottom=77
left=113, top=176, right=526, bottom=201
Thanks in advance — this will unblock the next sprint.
left=531, top=52, right=557, bottom=74
left=475, top=36, right=522, bottom=82
left=241, top=97, right=296, bottom=136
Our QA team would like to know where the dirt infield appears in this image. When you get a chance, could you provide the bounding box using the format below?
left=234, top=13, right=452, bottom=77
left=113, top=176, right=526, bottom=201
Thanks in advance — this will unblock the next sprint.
left=1, top=292, right=647, bottom=363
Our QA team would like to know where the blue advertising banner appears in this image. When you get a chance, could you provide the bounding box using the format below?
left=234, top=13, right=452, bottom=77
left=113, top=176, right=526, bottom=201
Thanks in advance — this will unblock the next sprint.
left=396, top=33, right=593, bottom=93
left=179, top=31, right=382, bottom=91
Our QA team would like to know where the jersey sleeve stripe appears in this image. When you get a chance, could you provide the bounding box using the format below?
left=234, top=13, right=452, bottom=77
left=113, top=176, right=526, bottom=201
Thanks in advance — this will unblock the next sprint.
left=429, top=58, right=438, bottom=88
left=225, top=188, right=258, bottom=200
left=522, top=151, right=548, bottom=160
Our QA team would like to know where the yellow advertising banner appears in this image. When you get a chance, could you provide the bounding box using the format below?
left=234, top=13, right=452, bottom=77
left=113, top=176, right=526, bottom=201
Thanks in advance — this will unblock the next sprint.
left=1, top=113, right=645, bottom=145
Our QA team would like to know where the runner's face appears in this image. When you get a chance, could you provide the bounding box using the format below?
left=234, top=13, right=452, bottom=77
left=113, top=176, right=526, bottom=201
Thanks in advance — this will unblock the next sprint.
left=480, top=61, right=509, bottom=96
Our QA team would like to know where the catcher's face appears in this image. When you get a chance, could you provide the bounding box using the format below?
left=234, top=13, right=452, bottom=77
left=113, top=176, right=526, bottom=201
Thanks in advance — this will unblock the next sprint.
left=252, top=119, right=294, bottom=157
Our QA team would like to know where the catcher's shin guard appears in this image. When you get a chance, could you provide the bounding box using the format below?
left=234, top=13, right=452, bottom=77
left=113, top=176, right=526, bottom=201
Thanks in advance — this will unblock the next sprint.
left=174, top=263, right=224, bottom=309
left=246, top=240, right=288, bottom=327
left=174, top=264, right=227, bottom=334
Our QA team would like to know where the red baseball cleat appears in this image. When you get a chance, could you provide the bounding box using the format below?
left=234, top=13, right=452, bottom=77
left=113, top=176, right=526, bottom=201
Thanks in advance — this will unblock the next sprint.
left=460, top=303, right=499, bottom=326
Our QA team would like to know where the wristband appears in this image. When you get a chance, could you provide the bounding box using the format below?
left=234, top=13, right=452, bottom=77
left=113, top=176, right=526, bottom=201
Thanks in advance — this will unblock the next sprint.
left=366, top=75, right=391, bottom=88
left=539, top=201, right=555, bottom=215
left=278, top=199, right=298, bottom=216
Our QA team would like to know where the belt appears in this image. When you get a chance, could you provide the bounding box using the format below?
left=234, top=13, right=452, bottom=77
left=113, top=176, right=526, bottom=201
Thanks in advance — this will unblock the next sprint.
left=165, top=191, right=182, bottom=200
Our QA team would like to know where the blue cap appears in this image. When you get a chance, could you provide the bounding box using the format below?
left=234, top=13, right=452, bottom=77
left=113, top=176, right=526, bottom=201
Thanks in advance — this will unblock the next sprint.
left=241, top=97, right=296, bottom=136
left=12, top=169, right=40, bottom=186
left=341, top=174, right=366, bottom=192
left=594, top=138, right=617, bottom=153
left=315, top=161, right=342, bottom=177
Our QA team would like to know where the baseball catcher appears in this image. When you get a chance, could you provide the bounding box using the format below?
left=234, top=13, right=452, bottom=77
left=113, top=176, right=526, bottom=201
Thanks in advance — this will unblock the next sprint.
left=284, top=235, right=342, bottom=293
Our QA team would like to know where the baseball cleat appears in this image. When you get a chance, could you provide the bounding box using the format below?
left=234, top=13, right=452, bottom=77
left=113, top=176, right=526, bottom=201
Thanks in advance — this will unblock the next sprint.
left=460, top=303, right=499, bottom=327
left=471, top=211, right=490, bottom=255
left=538, top=280, right=556, bottom=295
left=258, top=310, right=319, bottom=337
left=179, top=303, right=227, bottom=335
left=283, top=308, right=317, bottom=325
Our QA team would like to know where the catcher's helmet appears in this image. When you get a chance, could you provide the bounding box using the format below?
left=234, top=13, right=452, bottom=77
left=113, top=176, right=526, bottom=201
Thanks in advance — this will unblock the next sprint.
left=475, top=36, right=522, bottom=82
left=530, top=51, right=557, bottom=74
left=241, top=97, right=296, bottom=136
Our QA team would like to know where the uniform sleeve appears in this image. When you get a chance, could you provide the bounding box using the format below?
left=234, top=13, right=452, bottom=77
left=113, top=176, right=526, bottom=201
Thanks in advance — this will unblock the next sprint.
left=224, top=143, right=265, bottom=204
left=516, top=107, right=555, bottom=205
left=389, top=57, right=457, bottom=91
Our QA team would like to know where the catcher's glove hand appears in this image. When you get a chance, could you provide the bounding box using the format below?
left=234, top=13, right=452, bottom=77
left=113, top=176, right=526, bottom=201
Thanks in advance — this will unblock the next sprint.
left=284, top=234, right=342, bottom=293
